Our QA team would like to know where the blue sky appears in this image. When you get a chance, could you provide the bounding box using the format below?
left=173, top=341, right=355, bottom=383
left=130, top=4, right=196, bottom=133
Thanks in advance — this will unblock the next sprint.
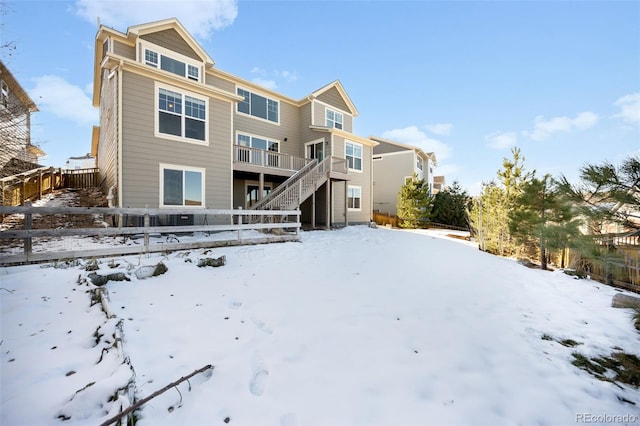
left=3, top=0, right=639, bottom=195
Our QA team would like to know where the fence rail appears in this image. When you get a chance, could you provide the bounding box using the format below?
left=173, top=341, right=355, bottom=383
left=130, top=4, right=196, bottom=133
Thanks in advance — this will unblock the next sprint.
left=0, top=204, right=301, bottom=265
left=0, top=167, right=99, bottom=207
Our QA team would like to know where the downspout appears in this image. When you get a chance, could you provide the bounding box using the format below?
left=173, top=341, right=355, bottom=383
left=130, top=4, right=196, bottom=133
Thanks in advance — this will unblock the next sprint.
left=117, top=59, right=124, bottom=208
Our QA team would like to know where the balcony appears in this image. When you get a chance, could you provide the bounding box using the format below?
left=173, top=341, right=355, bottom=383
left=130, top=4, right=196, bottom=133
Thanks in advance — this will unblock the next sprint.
left=233, top=145, right=313, bottom=177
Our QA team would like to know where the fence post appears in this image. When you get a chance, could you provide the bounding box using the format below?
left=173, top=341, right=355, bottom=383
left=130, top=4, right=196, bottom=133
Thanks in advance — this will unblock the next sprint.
left=23, top=201, right=32, bottom=256
left=144, top=205, right=150, bottom=253
left=38, top=169, right=43, bottom=200
left=237, top=206, right=243, bottom=241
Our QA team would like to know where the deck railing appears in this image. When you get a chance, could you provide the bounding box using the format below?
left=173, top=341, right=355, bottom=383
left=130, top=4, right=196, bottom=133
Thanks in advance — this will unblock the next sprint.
left=233, top=145, right=312, bottom=172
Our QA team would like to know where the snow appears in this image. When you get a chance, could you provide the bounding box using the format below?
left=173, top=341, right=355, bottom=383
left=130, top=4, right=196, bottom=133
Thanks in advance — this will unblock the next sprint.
left=2, top=225, right=640, bottom=426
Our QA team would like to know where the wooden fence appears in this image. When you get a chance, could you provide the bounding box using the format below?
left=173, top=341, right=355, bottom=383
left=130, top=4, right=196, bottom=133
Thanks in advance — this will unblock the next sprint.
left=0, top=204, right=301, bottom=265
left=0, top=167, right=99, bottom=207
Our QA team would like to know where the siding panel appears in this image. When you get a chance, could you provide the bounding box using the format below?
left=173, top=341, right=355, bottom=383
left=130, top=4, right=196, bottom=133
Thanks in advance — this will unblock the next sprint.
left=113, top=40, right=135, bottom=60
left=141, top=29, right=200, bottom=60
left=119, top=72, right=232, bottom=212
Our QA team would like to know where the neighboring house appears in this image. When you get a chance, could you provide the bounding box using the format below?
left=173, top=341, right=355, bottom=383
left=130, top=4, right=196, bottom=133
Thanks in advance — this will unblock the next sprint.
left=92, top=18, right=376, bottom=227
left=0, top=60, right=44, bottom=178
left=65, top=153, right=96, bottom=170
left=433, top=175, right=446, bottom=194
left=370, top=136, right=436, bottom=216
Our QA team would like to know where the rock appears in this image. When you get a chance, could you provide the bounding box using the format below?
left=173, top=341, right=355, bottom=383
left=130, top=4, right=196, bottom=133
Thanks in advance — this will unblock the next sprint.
left=88, top=272, right=130, bottom=286
left=197, top=255, right=226, bottom=268
left=611, top=293, right=640, bottom=309
left=135, top=262, right=168, bottom=280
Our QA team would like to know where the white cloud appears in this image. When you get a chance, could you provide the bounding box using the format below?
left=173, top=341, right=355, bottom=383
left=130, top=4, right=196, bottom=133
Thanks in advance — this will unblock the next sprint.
left=485, top=131, right=517, bottom=150
left=526, top=111, right=598, bottom=141
left=424, top=123, right=453, bottom=136
left=613, top=92, right=640, bottom=124
left=434, top=163, right=459, bottom=177
left=381, top=125, right=452, bottom=160
left=75, top=0, right=238, bottom=39
left=30, top=76, right=97, bottom=125
left=251, top=78, right=277, bottom=90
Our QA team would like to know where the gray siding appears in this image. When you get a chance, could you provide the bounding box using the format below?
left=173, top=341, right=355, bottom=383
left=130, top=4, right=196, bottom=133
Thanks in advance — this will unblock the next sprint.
left=333, top=135, right=372, bottom=224
left=141, top=29, right=200, bottom=60
left=317, top=86, right=349, bottom=112
left=119, top=72, right=232, bottom=212
left=372, top=151, right=414, bottom=215
left=233, top=95, right=300, bottom=157
left=206, top=73, right=235, bottom=93
left=113, top=40, right=135, bottom=60
left=373, top=140, right=412, bottom=155
left=312, top=100, right=353, bottom=133
left=96, top=68, right=118, bottom=193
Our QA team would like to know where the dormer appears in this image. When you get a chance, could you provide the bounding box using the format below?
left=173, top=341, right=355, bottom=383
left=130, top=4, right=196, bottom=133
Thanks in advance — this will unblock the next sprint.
left=304, top=80, right=358, bottom=133
left=94, top=18, right=217, bottom=105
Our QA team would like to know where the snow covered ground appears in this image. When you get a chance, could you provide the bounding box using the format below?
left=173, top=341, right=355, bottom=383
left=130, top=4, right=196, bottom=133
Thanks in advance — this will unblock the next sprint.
left=1, top=225, right=639, bottom=426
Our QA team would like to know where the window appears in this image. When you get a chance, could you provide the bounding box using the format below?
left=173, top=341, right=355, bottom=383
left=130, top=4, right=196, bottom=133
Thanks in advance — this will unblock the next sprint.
left=157, top=85, right=207, bottom=143
left=348, top=186, right=361, bottom=210
left=326, top=109, right=343, bottom=129
left=160, top=164, right=205, bottom=207
left=236, top=88, right=279, bottom=123
left=187, top=64, right=199, bottom=81
left=417, top=157, right=423, bottom=171
left=143, top=43, right=202, bottom=83
left=345, top=141, right=362, bottom=171
left=1, top=80, right=8, bottom=108
left=236, top=133, right=279, bottom=166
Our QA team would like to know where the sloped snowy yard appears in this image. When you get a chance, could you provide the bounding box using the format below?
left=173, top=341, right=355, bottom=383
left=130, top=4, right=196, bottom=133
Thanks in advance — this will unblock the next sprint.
left=1, top=226, right=639, bottom=425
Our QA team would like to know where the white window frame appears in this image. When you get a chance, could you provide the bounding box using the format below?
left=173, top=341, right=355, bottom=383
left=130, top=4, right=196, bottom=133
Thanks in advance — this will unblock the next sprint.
left=326, top=108, right=343, bottom=129
left=235, top=86, right=280, bottom=125
left=140, top=40, right=203, bottom=83
left=416, top=156, right=423, bottom=171
left=305, top=138, right=326, bottom=161
left=345, top=141, right=363, bottom=172
left=347, top=185, right=362, bottom=211
left=159, top=163, right=206, bottom=208
left=1, top=80, right=8, bottom=108
left=155, top=82, right=209, bottom=145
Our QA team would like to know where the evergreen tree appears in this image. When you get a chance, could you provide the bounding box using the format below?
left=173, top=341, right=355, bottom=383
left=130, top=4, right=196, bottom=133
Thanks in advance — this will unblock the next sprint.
left=468, top=148, right=533, bottom=257
left=432, top=180, right=471, bottom=228
left=508, top=174, right=578, bottom=270
left=557, top=155, right=640, bottom=232
left=468, top=182, right=509, bottom=255
left=396, top=173, right=433, bottom=228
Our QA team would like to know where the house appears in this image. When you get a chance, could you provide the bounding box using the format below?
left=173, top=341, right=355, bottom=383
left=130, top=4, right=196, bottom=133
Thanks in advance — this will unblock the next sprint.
left=65, top=153, right=96, bottom=170
left=91, top=18, right=376, bottom=227
left=433, top=175, right=446, bottom=194
left=370, top=136, right=436, bottom=216
left=0, top=60, right=44, bottom=178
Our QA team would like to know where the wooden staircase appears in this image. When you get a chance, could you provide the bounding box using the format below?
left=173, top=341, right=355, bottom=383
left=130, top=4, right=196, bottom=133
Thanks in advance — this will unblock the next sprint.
left=250, top=156, right=335, bottom=211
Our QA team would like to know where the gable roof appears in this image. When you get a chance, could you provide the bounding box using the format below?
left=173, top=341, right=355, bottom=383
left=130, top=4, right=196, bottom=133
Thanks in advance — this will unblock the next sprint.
left=304, top=80, right=359, bottom=116
left=125, top=18, right=215, bottom=67
left=0, top=61, right=38, bottom=112
left=369, top=136, right=437, bottom=165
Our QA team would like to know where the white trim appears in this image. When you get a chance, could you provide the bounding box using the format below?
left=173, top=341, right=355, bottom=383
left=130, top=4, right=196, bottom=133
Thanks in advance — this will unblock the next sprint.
left=347, top=185, right=362, bottom=211
left=304, top=137, right=326, bottom=160
left=235, top=131, right=280, bottom=151
left=345, top=140, right=363, bottom=173
left=154, top=81, right=209, bottom=145
left=234, top=84, right=281, bottom=126
left=139, top=40, right=204, bottom=83
left=314, top=98, right=353, bottom=118
left=325, top=107, right=344, bottom=130
left=159, top=163, right=206, bottom=208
